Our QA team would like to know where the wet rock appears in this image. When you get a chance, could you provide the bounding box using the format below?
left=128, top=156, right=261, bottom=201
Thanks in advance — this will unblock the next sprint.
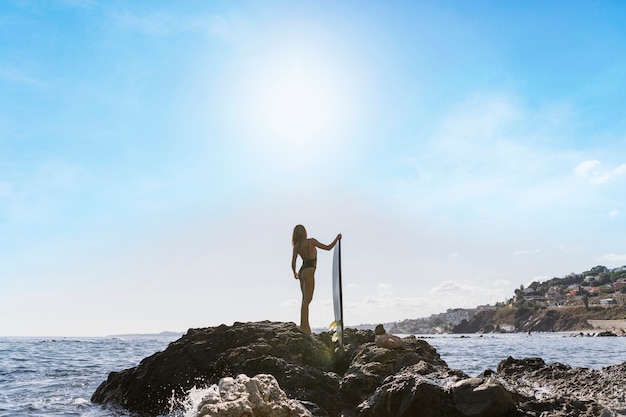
left=92, top=321, right=341, bottom=416
left=450, top=377, right=515, bottom=417
left=92, top=321, right=626, bottom=417
left=497, top=356, right=626, bottom=415
left=339, top=335, right=451, bottom=413
left=356, top=363, right=466, bottom=417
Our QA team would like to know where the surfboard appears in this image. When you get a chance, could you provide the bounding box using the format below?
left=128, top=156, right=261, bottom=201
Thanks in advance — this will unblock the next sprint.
left=332, top=240, right=344, bottom=346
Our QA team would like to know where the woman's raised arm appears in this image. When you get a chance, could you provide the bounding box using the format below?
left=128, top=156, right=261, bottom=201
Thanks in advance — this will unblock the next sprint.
left=312, top=233, right=342, bottom=251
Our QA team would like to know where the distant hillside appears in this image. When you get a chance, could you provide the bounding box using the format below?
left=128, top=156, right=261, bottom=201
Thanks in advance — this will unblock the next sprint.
left=384, top=264, right=626, bottom=334
left=107, top=331, right=183, bottom=338
left=453, top=304, right=626, bottom=333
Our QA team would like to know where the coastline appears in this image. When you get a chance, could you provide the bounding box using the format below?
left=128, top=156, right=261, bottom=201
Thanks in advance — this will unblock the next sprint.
left=91, top=321, right=626, bottom=417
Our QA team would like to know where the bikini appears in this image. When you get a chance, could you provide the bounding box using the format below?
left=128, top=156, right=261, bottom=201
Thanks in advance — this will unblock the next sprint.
left=300, top=239, right=317, bottom=273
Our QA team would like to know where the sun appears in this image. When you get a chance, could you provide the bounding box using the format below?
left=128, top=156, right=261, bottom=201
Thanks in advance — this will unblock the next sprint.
left=234, top=43, right=354, bottom=156
left=255, top=58, right=335, bottom=143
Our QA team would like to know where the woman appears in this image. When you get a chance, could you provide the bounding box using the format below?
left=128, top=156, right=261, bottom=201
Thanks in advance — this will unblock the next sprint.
left=291, top=224, right=342, bottom=334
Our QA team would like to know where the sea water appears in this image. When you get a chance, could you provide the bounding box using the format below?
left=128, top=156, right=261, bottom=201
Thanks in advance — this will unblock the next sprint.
left=1, top=332, right=625, bottom=416
left=419, top=332, right=626, bottom=376
left=0, top=336, right=177, bottom=417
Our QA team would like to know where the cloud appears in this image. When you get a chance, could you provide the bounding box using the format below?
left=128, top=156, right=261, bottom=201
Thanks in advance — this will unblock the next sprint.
left=111, top=10, right=245, bottom=41
left=427, top=280, right=511, bottom=308
left=574, top=160, right=626, bottom=184
left=514, top=249, right=540, bottom=256
left=0, top=66, right=42, bottom=86
left=430, top=281, right=463, bottom=293
left=574, top=160, right=601, bottom=177
left=378, top=283, right=393, bottom=289
left=597, top=253, right=626, bottom=263
left=609, top=210, right=620, bottom=219
left=347, top=283, right=510, bottom=324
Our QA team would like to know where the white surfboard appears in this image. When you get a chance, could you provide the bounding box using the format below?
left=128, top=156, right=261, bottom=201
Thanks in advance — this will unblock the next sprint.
left=332, top=240, right=344, bottom=346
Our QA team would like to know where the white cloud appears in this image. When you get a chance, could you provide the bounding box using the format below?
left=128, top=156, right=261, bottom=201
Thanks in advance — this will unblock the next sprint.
left=615, top=164, right=626, bottom=176
left=112, top=10, right=245, bottom=41
left=609, top=210, right=620, bottom=219
left=430, top=281, right=463, bottom=293
left=0, top=65, right=42, bottom=86
left=574, top=160, right=601, bottom=177
left=378, top=283, right=393, bottom=289
left=427, top=280, right=511, bottom=308
left=597, top=253, right=626, bottom=263
left=574, top=160, right=626, bottom=184
left=280, top=299, right=298, bottom=307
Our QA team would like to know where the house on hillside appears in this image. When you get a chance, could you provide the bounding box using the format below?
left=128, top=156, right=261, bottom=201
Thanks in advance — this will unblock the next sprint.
left=446, top=308, right=472, bottom=327
left=612, top=279, right=626, bottom=292
left=521, top=287, right=546, bottom=303
left=546, top=286, right=565, bottom=306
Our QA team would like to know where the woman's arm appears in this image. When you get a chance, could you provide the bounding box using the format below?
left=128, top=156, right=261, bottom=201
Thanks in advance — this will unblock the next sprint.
left=312, top=233, right=342, bottom=251
left=291, top=246, right=299, bottom=279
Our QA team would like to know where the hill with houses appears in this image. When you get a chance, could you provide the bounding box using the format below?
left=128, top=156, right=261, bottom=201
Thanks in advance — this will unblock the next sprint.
left=388, top=265, right=626, bottom=334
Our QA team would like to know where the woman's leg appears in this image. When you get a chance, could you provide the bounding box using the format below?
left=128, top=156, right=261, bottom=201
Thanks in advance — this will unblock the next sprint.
left=299, top=269, right=315, bottom=333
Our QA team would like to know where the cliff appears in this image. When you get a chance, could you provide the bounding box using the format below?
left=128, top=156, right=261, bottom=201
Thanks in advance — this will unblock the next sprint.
left=92, top=321, right=626, bottom=417
left=453, top=305, right=626, bottom=333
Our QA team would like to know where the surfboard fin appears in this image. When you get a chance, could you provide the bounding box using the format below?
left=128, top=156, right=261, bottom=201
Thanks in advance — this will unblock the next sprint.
left=328, top=320, right=338, bottom=332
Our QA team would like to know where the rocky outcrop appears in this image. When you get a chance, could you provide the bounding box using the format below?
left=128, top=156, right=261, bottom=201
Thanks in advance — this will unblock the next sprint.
left=497, top=357, right=626, bottom=415
left=452, top=306, right=626, bottom=334
left=92, top=321, right=626, bottom=417
left=92, top=321, right=344, bottom=416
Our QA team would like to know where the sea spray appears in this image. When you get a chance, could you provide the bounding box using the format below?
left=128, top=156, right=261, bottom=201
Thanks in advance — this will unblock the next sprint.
left=165, top=385, right=219, bottom=417
left=166, top=374, right=312, bottom=417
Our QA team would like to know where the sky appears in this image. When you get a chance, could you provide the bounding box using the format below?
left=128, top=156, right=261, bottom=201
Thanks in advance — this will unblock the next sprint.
left=2, top=0, right=626, bottom=336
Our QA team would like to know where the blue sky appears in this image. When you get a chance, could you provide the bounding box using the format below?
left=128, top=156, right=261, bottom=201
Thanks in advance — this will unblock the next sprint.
left=2, top=0, right=626, bottom=336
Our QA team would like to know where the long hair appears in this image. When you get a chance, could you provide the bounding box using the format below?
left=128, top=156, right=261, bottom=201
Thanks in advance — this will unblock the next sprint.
left=292, top=224, right=307, bottom=247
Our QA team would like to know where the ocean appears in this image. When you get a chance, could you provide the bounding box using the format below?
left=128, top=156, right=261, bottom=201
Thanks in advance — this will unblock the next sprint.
left=1, top=332, right=625, bottom=416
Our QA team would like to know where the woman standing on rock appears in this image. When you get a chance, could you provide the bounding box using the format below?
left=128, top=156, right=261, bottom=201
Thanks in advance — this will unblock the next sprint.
left=291, top=225, right=341, bottom=334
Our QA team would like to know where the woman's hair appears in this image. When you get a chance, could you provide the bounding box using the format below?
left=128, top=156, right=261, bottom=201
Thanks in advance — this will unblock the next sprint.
left=292, top=224, right=307, bottom=247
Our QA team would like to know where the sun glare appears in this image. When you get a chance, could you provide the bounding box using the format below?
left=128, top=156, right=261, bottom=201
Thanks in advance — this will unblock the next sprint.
left=257, top=60, right=335, bottom=142
left=235, top=44, right=354, bottom=156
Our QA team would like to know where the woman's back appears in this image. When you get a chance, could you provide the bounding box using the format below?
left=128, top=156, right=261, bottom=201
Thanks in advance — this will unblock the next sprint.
left=297, top=238, right=317, bottom=261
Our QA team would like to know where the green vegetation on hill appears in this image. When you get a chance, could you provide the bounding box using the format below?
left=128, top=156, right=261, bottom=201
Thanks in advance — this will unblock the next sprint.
left=454, top=305, right=626, bottom=333
left=453, top=264, right=626, bottom=333
left=389, top=265, right=626, bottom=334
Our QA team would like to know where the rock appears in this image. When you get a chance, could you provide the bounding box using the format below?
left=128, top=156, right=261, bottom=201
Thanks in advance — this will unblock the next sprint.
left=339, top=335, right=455, bottom=415
left=497, top=356, right=626, bottom=415
left=196, top=374, right=312, bottom=417
left=91, top=321, right=626, bottom=417
left=596, top=331, right=618, bottom=337
left=450, top=377, right=515, bottom=417
left=356, top=361, right=468, bottom=417
left=375, top=334, right=404, bottom=349
left=92, top=321, right=341, bottom=416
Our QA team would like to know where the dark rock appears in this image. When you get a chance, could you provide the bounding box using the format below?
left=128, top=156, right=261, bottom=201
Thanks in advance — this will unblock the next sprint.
left=596, top=330, right=618, bottom=337
left=92, top=321, right=626, bottom=417
left=450, top=377, right=515, bottom=417
left=339, top=335, right=451, bottom=414
left=497, top=356, right=626, bottom=415
left=357, top=371, right=454, bottom=417
left=356, top=362, right=468, bottom=417
left=92, top=321, right=340, bottom=416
